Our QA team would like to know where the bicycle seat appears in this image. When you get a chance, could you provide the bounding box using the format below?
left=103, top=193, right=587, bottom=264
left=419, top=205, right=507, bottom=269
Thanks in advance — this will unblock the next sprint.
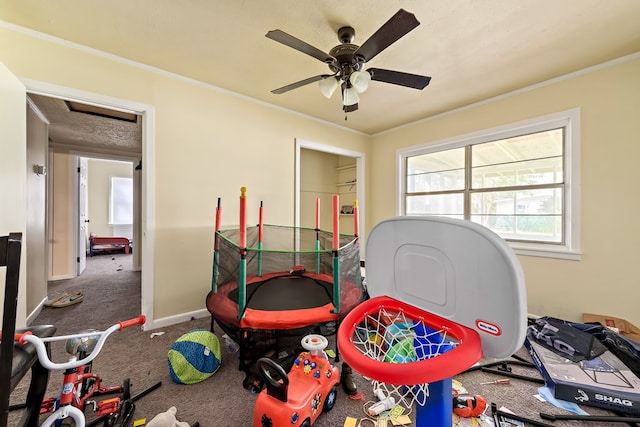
left=65, top=330, right=100, bottom=356
left=11, top=325, right=57, bottom=390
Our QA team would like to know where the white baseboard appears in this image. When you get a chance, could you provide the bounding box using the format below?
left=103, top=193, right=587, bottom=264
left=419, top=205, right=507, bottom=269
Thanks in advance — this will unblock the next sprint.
left=49, top=273, right=75, bottom=281
left=26, top=298, right=47, bottom=326
left=146, top=308, right=210, bottom=331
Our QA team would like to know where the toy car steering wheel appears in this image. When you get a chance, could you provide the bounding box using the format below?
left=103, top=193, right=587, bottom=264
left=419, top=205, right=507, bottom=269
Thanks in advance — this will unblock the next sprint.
left=301, top=334, right=328, bottom=353
left=256, top=357, right=289, bottom=403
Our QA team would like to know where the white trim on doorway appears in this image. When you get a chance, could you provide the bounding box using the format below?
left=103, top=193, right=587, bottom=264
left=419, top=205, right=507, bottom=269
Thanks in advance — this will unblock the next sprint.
left=20, top=78, right=157, bottom=331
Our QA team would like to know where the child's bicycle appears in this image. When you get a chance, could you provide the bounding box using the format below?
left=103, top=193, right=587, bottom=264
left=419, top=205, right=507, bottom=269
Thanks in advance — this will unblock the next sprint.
left=12, top=315, right=156, bottom=427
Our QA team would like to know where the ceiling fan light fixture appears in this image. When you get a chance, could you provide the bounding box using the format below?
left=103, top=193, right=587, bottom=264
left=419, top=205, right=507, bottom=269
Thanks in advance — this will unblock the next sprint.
left=266, top=9, right=431, bottom=116
left=349, top=70, right=371, bottom=93
left=342, top=86, right=360, bottom=106
left=318, top=77, right=338, bottom=98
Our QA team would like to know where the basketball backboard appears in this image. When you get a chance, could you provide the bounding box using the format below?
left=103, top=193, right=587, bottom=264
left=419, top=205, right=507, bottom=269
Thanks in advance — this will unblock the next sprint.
left=365, top=216, right=527, bottom=359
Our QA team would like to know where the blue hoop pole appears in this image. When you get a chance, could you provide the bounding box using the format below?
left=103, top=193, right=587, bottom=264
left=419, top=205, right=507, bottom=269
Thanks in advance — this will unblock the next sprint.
left=416, top=377, right=452, bottom=426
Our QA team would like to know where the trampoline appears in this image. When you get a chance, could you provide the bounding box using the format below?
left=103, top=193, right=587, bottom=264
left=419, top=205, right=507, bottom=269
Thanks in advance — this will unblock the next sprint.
left=205, top=188, right=364, bottom=387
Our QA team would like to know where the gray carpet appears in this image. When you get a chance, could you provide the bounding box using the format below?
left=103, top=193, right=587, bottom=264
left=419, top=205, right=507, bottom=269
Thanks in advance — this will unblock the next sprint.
left=7, top=254, right=636, bottom=426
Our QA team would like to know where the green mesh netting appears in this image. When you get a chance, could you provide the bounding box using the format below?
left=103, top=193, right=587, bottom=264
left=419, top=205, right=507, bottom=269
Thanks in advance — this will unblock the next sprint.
left=212, top=224, right=361, bottom=296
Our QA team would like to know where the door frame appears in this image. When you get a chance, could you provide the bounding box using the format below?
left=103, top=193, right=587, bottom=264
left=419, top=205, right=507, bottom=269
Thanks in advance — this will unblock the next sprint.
left=77, top=156, right=88, bottom=276
left=294, top=138, right=366, bottom=243
left=72, top=155, right=138, bottom=274
left=22, top=78, right=157, bottom=330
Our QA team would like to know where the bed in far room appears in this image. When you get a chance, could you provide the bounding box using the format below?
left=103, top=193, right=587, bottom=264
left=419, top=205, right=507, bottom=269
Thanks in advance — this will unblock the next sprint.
left=89, top=234, right=131, bottom=256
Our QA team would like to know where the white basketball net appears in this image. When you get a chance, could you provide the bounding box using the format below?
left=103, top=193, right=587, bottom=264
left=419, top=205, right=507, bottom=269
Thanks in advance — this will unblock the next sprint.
left=350, top=306, right=461, bottom=410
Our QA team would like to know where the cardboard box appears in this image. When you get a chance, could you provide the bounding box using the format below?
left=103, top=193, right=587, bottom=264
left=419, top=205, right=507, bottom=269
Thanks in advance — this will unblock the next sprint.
left=525, top=337, right=640, bottom=414
left=583, top=313, right=640, bottom=343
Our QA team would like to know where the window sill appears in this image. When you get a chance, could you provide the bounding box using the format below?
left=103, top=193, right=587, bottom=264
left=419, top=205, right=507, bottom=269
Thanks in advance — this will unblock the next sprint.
left=510, top=242, right=581, bottom=261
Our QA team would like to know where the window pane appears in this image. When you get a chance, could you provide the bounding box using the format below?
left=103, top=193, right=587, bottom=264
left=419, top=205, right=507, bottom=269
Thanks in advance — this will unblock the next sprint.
left=406, top=193, right=464, bottom=217
left=470, top=188, right=563, bottom=242
left=472, top=129, right=563, bottom=189
left=110, top=177, right=133, bottom=225
left=407, top=148, right=465, bottom=192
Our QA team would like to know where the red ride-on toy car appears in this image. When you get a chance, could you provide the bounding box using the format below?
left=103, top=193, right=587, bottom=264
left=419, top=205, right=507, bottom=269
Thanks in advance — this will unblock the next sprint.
left=253, top=334, right=340, bottom=427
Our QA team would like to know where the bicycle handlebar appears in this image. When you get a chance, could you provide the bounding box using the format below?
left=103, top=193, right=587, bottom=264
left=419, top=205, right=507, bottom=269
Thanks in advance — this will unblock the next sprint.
left=12, top=315, right=146, bottom=371
left=118, top=314, right=146, bottom=330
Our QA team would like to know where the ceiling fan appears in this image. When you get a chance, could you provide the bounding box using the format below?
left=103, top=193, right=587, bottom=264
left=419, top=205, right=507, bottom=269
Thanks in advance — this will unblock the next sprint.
left=266, top=9, right=431, bottom=114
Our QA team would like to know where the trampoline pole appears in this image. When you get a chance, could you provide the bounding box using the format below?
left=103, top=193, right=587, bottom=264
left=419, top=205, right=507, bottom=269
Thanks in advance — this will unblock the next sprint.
left=257, top=201, right=264, bottom=277
left=353, top=199, right=359, bottom=238
left=315, top=197, right=320, bottom=274
left=332, top=194, right=340, bottom=314
left=353, top=199, right=362, bottom=288
left=238, top=187, right=247, bottom=320
left=212, top=197, right=221, bottom=293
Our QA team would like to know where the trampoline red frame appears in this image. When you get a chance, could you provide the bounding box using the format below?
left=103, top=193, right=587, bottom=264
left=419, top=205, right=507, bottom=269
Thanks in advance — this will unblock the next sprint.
left=206, top=270, right=363, bottom=330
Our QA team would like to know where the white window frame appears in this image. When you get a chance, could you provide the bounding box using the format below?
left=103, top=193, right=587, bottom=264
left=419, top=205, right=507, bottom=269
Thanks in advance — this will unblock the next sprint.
left=109, top=176, right=133, bottom=226
left=397, top=109, right=581, bottom=260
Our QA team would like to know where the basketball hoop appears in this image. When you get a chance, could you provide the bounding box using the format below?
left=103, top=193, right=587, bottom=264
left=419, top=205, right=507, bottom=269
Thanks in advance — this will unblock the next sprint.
left=338, top=295, right=483, bottom=425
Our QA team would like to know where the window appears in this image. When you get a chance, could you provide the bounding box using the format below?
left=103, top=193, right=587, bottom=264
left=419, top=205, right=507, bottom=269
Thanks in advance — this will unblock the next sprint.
left=109, top=177, right=133, bottom=225
left=398, top=109, right=580, bottom=260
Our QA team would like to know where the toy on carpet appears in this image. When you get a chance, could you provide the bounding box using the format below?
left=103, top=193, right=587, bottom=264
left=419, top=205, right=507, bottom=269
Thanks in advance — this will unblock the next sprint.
left=252, top=334, right=340, bottom=427
left=168, top=329, right=221, bottom=384
left=145, top=406, right=190, bottom=427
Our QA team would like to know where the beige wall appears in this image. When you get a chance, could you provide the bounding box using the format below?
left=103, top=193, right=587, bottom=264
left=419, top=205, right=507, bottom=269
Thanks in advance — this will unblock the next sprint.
left=0, top=62, right=27, bottom=327
left=87, top=158, right=133, bottom=238
left=0, top=26, right=370, bottom=322
left=371, top=56, right=640, bottom=326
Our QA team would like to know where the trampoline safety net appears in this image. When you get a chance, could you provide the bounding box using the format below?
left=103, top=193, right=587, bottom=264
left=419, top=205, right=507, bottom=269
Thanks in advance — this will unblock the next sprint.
left=213, top=224, right=361, bottom=298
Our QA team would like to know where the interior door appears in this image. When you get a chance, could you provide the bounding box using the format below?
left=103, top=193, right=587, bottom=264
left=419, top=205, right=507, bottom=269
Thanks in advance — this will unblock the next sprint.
left=77, top=157, right=88, bottom=275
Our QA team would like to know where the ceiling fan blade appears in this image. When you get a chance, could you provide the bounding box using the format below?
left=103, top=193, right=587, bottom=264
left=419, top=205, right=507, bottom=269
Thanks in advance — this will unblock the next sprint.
left=266, top=30, right=333, bottom=63
left=354, top=9, right=420, bottom=62
left=271, top=75, right=331, bottom=94
left=368, top=68, right=431, bottom=90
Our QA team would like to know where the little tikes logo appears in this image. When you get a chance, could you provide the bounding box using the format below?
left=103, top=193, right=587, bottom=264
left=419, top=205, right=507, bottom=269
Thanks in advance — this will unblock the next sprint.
left=475, top=320, right=501, bottom=336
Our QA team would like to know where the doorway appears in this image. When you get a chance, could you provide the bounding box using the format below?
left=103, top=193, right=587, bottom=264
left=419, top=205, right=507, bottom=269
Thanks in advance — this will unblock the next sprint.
left=79, top=157, right=136, bottom=274
left=294, top=138, right=366, bottom=243
left=24, top=80, right=156, bottom=329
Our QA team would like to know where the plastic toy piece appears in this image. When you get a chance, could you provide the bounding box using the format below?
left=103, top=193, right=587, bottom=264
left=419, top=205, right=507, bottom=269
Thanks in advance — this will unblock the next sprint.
left=452, top=392, right=487, bottom=417
left=252, top=335, right=340, bottom=427
left=480, top=378, right=510, bottom=385
left=367, top=388, right=395, bottom=416
left=343, top=417, right=358, bottom=427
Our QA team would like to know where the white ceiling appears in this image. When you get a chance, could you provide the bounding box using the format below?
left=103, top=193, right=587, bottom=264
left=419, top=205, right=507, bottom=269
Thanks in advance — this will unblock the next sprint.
left=3, top=1, right=640, bottom=136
